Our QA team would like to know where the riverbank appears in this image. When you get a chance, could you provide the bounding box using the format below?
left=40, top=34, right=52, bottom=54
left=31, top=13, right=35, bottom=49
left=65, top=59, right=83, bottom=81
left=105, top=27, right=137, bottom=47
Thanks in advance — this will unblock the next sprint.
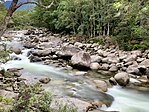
left=0, top=29, right=149, bottom=112
left=20, top=28, right=149, bottom=85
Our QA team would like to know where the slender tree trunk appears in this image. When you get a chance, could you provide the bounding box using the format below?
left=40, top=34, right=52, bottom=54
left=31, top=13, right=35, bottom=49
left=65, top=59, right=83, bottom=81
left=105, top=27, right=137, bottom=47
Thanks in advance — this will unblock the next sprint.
left=103, top=26, right=105, bottom=36
left=107, top=22, right=110, bottom=36
left=0, top=0, right=53, bottom=38
left=93, top=0, right=95, bottom=37
left=0, top=0, right=18, bottom=38
left=0, top=14, right=11, bottom=38
left=90, top=21, right=93, bottom=37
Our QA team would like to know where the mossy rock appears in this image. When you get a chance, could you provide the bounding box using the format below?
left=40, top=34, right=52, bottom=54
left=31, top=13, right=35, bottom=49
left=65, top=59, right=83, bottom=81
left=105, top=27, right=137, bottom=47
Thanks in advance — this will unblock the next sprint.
left=3, top=72, right=15, bottom=78
left=0, top=69, right=15, bottom=78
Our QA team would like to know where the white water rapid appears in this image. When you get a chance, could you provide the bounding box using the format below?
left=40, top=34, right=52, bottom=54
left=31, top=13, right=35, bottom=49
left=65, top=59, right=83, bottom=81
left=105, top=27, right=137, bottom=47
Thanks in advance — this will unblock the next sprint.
left=2, top=49, right=69, bottom=78
left=104, top=86, right=149, bottom=112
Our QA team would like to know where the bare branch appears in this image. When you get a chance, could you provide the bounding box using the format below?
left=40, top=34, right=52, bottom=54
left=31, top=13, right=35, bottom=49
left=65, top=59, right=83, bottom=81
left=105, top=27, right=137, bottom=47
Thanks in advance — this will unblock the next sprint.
left=15, top=1, right=54, bottom=10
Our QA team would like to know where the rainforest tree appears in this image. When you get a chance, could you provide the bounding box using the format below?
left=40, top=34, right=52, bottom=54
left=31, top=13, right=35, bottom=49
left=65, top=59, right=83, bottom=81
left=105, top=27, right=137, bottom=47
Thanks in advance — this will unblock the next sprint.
left=0, top=0, right=54, bottom=38
left=32, top=0, right=149, bottom=50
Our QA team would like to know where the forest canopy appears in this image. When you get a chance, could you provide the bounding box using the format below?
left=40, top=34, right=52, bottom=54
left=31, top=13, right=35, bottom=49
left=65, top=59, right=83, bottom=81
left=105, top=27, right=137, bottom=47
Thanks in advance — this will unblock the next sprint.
left=1, top=0, right=149, bottom=50
left=31, top=0, right=149, bottom=50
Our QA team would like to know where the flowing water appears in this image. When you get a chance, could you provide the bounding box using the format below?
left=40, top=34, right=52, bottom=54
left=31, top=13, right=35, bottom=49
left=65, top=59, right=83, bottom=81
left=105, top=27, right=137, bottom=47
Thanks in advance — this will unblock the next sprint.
left=105, top=86, right=149, bottom=112
left=1, top=48, right=113, bottom=105
left=1, top=33, right=149, bottom=112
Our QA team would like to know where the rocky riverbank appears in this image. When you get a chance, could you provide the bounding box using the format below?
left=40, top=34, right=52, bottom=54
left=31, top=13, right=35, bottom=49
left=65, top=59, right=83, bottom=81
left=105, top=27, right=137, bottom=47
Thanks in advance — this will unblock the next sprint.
left=0, top=29, right=149, bottom=112
left=21, top=29, right=149, bottom=86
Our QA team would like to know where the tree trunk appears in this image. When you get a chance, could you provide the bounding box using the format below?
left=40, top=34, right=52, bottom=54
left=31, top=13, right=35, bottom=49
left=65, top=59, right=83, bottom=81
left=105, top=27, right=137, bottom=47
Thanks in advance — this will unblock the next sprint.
left=107, top=22, right=110, bottom=36
left=0, top=0, right=53, bottom=39
left=0, top=14, right=11, bottom=38
left=0, top=0, right=18, bottom=38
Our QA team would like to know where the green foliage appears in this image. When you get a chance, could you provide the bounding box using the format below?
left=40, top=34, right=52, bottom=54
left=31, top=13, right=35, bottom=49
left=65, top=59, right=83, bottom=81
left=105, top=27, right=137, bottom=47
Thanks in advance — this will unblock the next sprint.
left=0, top=44, right=9, bottom=63
left=12, top=83, right=50, bottom=112
left=30, top=0, right=149, bottom=50
left=0, top=51, right=9, bottom=59
left=1, top=0, right=148, bottom=50
left=0, top=96, right=13, bottom=112
left=11, top=10, right=34, bottom=30
left=12, top=83, right=77, bottom=112
left=0, top=96, right=14, bottom=105
left=113, top=0, right=149, bottom=50
left=0, top=3, right=6, bottom=25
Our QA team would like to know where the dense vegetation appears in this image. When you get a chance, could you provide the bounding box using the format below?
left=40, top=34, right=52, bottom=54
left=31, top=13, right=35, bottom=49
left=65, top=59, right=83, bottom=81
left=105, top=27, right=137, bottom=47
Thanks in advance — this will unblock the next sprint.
left=0, top=3, right=6, bottom=25
left=12, top=83, right=77, bottom=112
left=1, top=0, right=149, bottom=50
left=0, top=83, right=77, bottom=112
left=12, top=10, right=33, bottom=30
left=30, top=0, right=149, bottom=50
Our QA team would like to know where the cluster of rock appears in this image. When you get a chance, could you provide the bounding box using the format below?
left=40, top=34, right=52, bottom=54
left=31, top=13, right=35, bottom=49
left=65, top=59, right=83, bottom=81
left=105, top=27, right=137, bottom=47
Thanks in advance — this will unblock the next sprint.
left=0, top=67, right=25, bottom=93
left=2, top=29, right=149, bottom=112
left=20, top=29, right=149, bottom=88
left=0, top=66, right=51, bottom=94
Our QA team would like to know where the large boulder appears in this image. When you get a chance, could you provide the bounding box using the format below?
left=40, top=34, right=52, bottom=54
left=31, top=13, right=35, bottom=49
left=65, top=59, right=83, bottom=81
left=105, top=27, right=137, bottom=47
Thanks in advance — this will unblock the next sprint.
left=100, top=63, right=109, bottom=70
left=39, top=77, right=51, bottom=84
left=71, top=51, right=91, bottom=70
left=108, top=57, right=120, bottom=64
left=31, top=49, right=52, bottom=57
left=7, top=68, right=23, bottom=72
left=109, top=65, right=118, bottom=72
left=109, top=77, right=117, bottom=85
left=10, top=47, right=21, bottom=54
left=102, top=58, right=109, bottom=63
left=97, top=49, right=104, bottom=56
left=39, top=37, right=62, bottom=48
left=23, top=42, right=35, bottom=48
left=93, top=80, right=108, bottom=92
left=126, top=64, right=141, bottom=75
left=74, top=42, right=84, bottom=48
left=90, top=62, right=100, bottom=70
left=137, top=59, right=149, bottom=76
left=131, top=50, right=142, bottom=57
left=51, top=97, right=91, bottom=112
left=29, top=55, right=42, bottom=62
left=136, top=58, right=145, bottom=63
left=91, top=55, right=102, bottom=63
left=139, top=59, right=149, bottom=68
left=138, top=65, right=149, bottom=78
left=124, top=54, right=137, bottom=62
left=56, top=46, right=81, bottom=59
left=114, top=72, right=129, bottom=86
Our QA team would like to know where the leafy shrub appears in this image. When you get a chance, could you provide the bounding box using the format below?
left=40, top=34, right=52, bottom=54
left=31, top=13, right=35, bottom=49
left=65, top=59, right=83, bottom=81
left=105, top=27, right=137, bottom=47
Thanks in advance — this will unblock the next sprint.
left=12, top=83, right=77, bottom=112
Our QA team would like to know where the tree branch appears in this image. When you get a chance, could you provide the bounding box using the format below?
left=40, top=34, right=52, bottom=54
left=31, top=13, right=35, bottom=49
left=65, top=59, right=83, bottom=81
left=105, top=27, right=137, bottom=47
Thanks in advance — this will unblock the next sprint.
left=15, top=1, right=54, bottom=10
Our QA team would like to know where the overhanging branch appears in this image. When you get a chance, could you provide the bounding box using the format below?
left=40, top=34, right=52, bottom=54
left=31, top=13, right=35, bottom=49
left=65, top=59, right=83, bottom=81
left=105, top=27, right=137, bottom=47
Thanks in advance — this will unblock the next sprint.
left=15, top=1, right=54, bottom=10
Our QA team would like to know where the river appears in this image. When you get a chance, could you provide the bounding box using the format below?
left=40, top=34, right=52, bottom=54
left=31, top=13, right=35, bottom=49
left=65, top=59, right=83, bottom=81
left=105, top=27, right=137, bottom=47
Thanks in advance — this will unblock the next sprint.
left=1, top=32, right=149, bottom=112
